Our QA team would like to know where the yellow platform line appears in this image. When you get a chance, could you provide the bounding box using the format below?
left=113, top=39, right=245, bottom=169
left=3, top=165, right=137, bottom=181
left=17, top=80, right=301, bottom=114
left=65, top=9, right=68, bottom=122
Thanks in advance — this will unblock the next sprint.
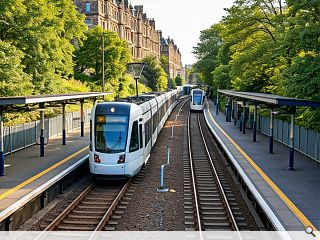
left=207, top=103, right=318, bottom=232
left=0, top=146, right=88, bottom=201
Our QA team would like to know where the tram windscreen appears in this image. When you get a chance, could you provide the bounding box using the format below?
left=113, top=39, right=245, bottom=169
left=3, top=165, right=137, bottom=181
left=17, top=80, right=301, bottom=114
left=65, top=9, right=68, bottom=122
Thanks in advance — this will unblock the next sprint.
left=193, top=91, right=202, bottom=105
left=95, top=115, right=128, bottom=153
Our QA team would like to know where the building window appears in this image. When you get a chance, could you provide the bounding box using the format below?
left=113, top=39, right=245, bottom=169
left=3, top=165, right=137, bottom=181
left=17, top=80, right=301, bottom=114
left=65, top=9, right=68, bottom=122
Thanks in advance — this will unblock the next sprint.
left=85, top=19, right=93, bottom=27
left=86, top=2, right=91, bottom=13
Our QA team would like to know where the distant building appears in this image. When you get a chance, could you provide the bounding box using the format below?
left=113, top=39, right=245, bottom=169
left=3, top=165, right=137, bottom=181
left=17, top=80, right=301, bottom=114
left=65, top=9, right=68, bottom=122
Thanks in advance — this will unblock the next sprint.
left=74, top=0, right=182, bottom=75
left=159, top=31, right=182, bottom=79
left=184, top=64, right=193, bottom=83
left=178, top=67, right=186, bottom=80
left=74, top=0, right=161, bottom=59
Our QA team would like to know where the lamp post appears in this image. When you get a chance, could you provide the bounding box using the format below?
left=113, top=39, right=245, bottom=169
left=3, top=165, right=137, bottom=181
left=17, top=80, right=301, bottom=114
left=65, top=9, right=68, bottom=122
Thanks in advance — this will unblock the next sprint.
left=127, top=62, right=146, bottom=98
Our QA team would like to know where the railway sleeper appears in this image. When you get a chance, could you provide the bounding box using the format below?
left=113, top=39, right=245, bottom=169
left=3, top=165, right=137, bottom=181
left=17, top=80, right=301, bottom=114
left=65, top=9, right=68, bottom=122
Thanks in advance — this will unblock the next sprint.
left=72, top=210, right=106, bottom=215
left=68, top=214, right=103, bottom=219
left=81, top=201, right=111, bottom=205
left=201, top=216, right=228, bottom=221
left=62, top=219, right=100, bottom=225
left=57, top=225, right=95, bottom=231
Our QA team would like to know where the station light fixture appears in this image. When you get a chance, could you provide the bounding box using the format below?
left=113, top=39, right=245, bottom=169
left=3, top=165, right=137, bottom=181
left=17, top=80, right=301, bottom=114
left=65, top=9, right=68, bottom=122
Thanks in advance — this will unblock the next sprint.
left=127, top=62, right=146, bottom=98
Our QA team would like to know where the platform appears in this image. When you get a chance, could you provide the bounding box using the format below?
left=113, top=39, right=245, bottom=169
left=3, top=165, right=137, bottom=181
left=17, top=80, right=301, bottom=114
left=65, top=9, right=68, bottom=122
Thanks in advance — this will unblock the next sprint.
left=204, top=100, right=320, bottom=231
left=0, top=126, right=89, bottom=217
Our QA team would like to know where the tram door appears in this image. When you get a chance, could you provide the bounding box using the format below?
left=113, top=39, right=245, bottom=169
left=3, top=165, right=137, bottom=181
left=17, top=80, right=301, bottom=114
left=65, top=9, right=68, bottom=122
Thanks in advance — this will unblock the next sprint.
left=128, top=120, right=144, bottom=172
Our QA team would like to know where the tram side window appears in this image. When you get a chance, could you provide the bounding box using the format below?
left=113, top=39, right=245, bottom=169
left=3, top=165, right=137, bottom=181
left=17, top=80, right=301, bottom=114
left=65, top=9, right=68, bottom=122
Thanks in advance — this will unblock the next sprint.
left=89, top=120, right=92, bottom=151
left=152, top=110, right=157, bottom=133
left=129, top=121, right=139, bottom=152
left=139, top=124, right=143, bottom=149
left=145, top=119, right=152, bottom=144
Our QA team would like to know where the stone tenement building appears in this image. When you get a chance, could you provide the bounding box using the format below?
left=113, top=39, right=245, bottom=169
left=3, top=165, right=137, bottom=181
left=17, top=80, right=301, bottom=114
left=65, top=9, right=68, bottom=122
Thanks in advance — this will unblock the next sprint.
left=74, top=0, right=181, bottom=77
left=160, top=32, right=182, bottom=79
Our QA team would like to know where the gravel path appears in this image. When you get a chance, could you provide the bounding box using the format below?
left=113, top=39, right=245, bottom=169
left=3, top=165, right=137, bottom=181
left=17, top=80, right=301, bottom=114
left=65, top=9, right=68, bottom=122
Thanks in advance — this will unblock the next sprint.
left=116, top=99, right=189, bottom=231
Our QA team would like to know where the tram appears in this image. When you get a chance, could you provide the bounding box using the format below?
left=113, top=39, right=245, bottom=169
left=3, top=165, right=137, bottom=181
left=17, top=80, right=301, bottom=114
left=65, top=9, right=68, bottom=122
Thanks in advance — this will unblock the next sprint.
left=190, top=89, right=206, bottom=111
left=89, top=90, right=179, bottom=177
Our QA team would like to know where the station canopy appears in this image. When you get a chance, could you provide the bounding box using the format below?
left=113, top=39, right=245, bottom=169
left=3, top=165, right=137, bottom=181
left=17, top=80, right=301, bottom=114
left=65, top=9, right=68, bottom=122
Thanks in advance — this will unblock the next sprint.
left=0, top=92, right=110, bottom=109
left=219, top=90, right=320, bottom=108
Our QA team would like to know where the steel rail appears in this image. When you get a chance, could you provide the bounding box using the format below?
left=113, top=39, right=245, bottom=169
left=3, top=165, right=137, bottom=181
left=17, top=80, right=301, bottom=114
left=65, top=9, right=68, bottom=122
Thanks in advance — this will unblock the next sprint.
left=197, top=113, right=240, bottom=232
left=177, top=96, right=191, bottom=117
left=187, top=111, right=202, bottom=232
left=44, top=183, right=94, bottom=231
left=93, top=179, right=132, bottom=232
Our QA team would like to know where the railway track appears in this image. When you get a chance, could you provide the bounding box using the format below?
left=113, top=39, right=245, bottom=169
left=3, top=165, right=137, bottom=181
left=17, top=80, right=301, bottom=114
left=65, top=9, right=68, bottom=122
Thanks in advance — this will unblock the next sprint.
left=44, top=180, right=131, bottom=231
left=184, top=112, right=249, bottom=231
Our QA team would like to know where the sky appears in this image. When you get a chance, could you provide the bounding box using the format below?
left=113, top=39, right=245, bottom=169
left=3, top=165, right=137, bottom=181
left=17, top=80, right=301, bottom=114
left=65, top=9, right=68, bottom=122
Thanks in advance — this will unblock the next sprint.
left=132, top=0, right=235, bottom=65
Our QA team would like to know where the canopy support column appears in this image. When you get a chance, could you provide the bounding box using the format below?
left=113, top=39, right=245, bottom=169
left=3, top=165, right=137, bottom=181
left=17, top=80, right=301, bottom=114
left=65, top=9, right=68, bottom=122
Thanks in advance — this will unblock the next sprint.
left=80, top=100, right=85, bottom=137
left=231, top=99, right=235, bottom=120
left=0, top=109, right=4, bottom=176
left=289, top=108, right=296, bottom=170
left=62, top=103, right=66, bottom=145
left=234, top=102, right=237, bottom=126
left=253, top=104, right=257, bottom=142
left=39, top=104, right=45, bottom=157
left=239, top=104, right=243, bottom=131
left=226, top=97, right=232, bottom=122
left=269, top=109, right=274, bottom=154
left=242, top=100, right=246, bottom=134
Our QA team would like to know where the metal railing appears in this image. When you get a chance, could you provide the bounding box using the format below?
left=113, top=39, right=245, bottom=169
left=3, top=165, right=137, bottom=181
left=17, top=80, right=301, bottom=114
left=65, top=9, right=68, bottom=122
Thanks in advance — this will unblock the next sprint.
left=3, top=110, right=91, bottom=155
left=244, top=113, right=320, bottom=162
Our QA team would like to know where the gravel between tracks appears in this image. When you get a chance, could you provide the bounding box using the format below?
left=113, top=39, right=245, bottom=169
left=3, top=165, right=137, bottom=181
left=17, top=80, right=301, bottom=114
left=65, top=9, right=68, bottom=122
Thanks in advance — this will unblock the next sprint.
left=116, top=99, right=189, bottom=231
left=20, top=174, right=92, bottom=231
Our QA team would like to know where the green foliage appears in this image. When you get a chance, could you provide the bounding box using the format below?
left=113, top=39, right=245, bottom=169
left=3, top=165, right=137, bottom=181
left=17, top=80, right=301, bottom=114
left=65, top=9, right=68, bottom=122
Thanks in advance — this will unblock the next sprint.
left=167, top=77, right=177, bottom=89
left=175, top=75, right=185, bottom=86
left=75, top=27, right=132, bottom=92
left=194, top=0, right=320, bottom=131
left=50, top=78, right=89, bottom=94
left=141, top=55, right=168, bottom=91
left=116, top=74, right=151, bottom=99
left=160, top=55, right=169, bottom=72
left=0, top=0, right=87, bottom=94
left=0, top=40, right=33, bottom=96
left=193, top=24, right=224, bottom=85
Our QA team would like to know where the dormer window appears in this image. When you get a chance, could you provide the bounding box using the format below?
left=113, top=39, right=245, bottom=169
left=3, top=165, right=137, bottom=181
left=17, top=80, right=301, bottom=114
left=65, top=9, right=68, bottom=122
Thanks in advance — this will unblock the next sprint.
left=86, top=2, right=91, bottom=13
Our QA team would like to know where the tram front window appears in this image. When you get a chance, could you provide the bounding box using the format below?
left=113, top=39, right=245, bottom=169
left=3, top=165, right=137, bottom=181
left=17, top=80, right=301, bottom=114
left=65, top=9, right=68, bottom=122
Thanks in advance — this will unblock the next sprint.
left=95, top=115, right=128, bottom=153
left=193, top=92, right=202, bottom=105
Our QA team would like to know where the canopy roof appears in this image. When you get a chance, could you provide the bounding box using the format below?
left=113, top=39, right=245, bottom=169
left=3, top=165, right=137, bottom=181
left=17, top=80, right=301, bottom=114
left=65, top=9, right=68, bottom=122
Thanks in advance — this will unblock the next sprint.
left=219, top=90, right=320, bottom=107
left=0, top=92, right=110, bottom=106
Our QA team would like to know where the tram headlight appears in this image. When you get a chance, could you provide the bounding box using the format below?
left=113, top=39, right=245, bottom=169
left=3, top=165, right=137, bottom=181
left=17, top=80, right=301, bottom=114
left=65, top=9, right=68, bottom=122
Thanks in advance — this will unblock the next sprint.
left=118, top=154, right=125, bottom=164
left=94, top=154, right=101, bottom=163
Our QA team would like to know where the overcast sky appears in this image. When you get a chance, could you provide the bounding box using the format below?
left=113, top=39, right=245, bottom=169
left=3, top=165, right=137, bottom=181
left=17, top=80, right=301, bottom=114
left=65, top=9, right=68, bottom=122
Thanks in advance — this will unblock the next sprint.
left=132, top=0, right=235, bottom=65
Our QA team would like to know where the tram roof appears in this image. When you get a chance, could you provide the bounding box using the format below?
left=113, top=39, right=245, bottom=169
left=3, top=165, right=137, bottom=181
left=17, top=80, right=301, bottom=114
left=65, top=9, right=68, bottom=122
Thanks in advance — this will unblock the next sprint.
left=0, top=92, right=110, bottom=106
left=117, top=94, right=160, bottom=105
left=219, top=90, right=320, bottom=107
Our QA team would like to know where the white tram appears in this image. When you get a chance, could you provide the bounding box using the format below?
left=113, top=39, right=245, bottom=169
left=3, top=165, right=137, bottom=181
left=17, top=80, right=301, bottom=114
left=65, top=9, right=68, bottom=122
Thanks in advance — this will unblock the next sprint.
left=190, top=89, right=206, bottom=111
left=89, top=90, right=179, bottom=178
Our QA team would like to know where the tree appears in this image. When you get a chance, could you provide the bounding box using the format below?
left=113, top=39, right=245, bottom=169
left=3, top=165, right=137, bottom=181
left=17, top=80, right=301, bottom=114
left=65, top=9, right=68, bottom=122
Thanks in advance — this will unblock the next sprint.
left=278, top=0, right=320, bottom=130
left=175, top=74, right=185, bottom=86
left=167, top=77, right=177, bottom=89
left=141, top=55, right=168, bottom=91
left=0, top=41, right=33, bottom=96
left=193, top=24, right=224, bottom=85
left=0, top=0, right=87, bottom=94
left=160, top=55, right=169, bottom=73
left=75, top=27, right=131, bottom=91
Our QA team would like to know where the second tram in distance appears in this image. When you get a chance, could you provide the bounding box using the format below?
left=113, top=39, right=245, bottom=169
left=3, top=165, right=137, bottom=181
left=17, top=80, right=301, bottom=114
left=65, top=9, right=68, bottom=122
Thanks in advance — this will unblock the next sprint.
left=190, top=89, right=206, bottom=111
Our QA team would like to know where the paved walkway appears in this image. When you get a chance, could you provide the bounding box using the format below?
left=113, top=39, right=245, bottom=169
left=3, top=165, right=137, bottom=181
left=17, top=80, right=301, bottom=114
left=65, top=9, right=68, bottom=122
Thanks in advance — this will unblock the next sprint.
left=0, top=126, right=89, bottom=212
left=204, top=100, right=320, bottom=231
